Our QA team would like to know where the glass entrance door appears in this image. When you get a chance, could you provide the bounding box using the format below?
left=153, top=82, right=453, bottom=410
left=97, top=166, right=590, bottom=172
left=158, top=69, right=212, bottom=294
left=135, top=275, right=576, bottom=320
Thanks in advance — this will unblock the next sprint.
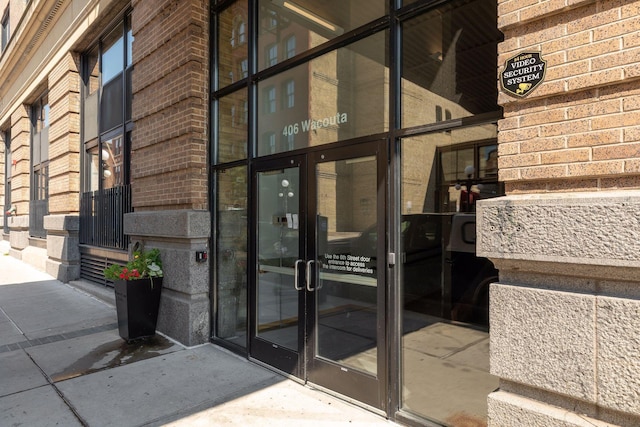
left=252, top=156, right=305, bottom=377
left=251, top=141, right=385, bottom=410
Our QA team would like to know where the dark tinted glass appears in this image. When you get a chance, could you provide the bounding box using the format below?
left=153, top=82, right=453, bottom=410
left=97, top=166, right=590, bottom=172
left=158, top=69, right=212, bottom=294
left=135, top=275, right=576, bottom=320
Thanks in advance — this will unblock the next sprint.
left=216, top=165, right=248, bottom=348
left=218, top=89, right=249, bottom=163
left=400, top=125, right=502, bottom=424
left=401, top=0, right=501, bottom=128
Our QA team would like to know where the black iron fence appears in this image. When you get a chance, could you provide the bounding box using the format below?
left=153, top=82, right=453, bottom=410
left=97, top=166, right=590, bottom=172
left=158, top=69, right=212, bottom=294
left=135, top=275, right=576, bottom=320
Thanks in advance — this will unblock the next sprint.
left=80, top=185, right=132, bottom=250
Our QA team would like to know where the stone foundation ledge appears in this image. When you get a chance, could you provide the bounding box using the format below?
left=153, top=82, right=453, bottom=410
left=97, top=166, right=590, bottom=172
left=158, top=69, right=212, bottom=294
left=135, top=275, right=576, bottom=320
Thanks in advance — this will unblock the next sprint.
left=489, top=390, right=640, bottom=427
left=124, top=210, right=210, bottom=239
left=477, top=191, right=640, bottom=270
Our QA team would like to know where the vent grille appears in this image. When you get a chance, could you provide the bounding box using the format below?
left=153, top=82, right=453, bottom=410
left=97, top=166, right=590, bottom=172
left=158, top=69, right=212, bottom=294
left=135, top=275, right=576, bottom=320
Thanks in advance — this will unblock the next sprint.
left=80, top=252, right=125, bottom=287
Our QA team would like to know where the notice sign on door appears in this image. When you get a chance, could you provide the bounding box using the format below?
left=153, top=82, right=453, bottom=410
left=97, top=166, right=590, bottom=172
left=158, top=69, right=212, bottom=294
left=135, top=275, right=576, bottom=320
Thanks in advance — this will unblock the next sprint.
left=501, top=52, right=546, bottom=98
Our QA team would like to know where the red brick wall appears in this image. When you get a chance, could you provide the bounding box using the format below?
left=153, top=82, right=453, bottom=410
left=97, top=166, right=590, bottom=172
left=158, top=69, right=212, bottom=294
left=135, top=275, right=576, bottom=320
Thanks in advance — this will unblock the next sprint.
left=130, top=0, right=209, bottom=210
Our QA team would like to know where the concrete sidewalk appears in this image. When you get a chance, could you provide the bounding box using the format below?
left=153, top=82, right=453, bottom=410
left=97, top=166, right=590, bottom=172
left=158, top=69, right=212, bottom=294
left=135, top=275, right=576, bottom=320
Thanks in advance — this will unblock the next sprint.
left=0, top=251, right=394, bottom=426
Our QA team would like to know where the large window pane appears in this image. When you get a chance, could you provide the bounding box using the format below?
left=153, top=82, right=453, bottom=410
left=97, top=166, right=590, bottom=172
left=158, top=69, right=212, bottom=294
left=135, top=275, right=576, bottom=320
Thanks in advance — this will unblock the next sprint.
left=218, top=1, right=249, bottom=88
left=218, top=89, right=248, bottom=163
left=216, top=166, right=248, bottom=348
left=258, top=0, right=386, bottom=71
left=257, top=31, right=388, bottom=156
left=401, top=0, right=501, bottom=128
left=102, top=25, right=124, bottom=84
left=400, top=125, right=501, bottom=425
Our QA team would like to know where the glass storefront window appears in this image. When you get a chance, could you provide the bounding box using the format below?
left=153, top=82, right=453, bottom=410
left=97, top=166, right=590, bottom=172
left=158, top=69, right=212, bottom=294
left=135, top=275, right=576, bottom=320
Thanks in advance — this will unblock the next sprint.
left=401, top=0, right=501, bottom=128
left=212, top=0, right=502, bottom=422
left=400, top=127, right=501, bottom=425
left=216, top=166, right=248, bottom=348
left=257, top=31, right=388, bottom=156
left=218, top=1, right=249, bottom=88
left=257, top=0, right=386, bottom=71
left=218, top=89, right=249, bottom=163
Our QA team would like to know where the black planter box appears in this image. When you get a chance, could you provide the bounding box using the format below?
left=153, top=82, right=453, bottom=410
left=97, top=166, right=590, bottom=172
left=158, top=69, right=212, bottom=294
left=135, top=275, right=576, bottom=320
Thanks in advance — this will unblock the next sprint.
left=114, top=277, right=163, bottom=342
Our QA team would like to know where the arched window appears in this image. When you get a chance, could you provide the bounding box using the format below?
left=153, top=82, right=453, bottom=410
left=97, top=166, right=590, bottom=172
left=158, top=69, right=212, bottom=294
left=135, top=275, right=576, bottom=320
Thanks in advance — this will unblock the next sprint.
left=232, top=18, right=246, bottom=47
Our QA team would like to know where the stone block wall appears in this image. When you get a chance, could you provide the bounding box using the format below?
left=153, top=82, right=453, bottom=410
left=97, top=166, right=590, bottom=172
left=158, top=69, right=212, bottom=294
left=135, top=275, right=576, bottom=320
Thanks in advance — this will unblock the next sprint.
left=124, top=210, right=211, bottom=346
left=484, top=1, right=640, bottom=426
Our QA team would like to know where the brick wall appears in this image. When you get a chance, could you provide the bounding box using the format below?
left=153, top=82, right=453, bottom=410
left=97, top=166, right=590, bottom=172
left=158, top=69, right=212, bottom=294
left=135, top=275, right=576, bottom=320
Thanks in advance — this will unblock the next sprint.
left=47, top=53, right=80, bottom=215
left=497, top=0, right=640, bottom=193
left=485, top=2, right=640, bottom=425
left=8, top=106, right=29, bottom=216
left=130, top=0, right=209, bottom=210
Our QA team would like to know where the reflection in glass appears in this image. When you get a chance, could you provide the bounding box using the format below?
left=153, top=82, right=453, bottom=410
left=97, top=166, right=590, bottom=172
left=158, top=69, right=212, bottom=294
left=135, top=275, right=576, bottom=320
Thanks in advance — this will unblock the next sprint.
left=400, top=131, right=501, bottom=425
left=101, top=135, right=124, bottom=189
left=401, top=0, right=501, bottom=128
left=88, top=145, right=100, bottom=192
left=316, top=155, right=378, bottom=376
left=218, top=1, right=249, bottom=88
left=256, top=167, right=300, bottom=350
left=479, top=145, right=498, bottom=179
left=216, top=166, right=248, bottom=347
left=258, top=0, right=386, bottom=71
left=218, top=89, right=248, bottom=163
left=257, top=31, right=388, bottom=156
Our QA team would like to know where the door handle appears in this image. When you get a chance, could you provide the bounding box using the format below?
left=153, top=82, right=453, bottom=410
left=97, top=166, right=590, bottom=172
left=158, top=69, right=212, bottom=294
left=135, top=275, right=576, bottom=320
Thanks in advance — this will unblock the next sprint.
left=294, top=259, right=304, bottom=291
left=306, top=260, right=316, bottom=291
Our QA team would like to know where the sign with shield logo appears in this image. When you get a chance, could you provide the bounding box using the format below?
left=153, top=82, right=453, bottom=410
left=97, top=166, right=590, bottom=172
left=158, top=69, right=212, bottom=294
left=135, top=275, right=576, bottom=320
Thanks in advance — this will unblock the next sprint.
left=501, top=52, right=546, bottom=98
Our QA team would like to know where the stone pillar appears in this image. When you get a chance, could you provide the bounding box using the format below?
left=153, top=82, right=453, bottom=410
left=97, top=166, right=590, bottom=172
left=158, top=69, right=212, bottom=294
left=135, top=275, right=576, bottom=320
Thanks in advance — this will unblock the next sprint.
left=7, top=106, right=31, bottom=259
left=8, top=215, right=29, bottom=259
left=488, top=1, right=640, bottom=425
left=124, top=210, right=210, bottom=346
left=44, top=214, right=80, bottom=282
left=479, top=193, right=640, bottom=426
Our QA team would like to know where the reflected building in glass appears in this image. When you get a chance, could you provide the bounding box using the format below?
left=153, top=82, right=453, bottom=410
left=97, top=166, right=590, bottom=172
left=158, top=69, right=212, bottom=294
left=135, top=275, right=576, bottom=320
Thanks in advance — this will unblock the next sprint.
left=212, top=0, right=502, bottom=425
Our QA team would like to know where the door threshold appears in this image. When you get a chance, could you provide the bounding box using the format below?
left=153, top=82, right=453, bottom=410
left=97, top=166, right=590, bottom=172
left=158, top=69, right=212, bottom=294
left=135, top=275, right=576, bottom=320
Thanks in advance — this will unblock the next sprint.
left=248, top=356, right=388, bottom=419
left=305, top=381, right=388, bottom=418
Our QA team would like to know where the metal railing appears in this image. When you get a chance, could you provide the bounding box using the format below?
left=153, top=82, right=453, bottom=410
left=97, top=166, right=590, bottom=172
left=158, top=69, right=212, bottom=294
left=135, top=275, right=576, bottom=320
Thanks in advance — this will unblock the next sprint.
left=80, top=185, right=131, bottom=250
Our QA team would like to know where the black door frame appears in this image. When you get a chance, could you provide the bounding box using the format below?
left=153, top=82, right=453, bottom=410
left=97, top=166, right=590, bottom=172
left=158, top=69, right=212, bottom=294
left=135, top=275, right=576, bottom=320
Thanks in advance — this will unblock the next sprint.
left=248, top=139, right=388, bottom=411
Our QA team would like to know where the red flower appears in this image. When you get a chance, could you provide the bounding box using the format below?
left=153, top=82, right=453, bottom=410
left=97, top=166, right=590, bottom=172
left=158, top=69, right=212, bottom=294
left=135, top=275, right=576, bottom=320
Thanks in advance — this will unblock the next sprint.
left=119, top=273, right=125, bottom=279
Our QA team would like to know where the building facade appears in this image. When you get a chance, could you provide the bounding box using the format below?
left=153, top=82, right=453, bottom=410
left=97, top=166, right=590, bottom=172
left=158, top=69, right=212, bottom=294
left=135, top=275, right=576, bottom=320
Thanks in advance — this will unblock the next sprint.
left=483, top=1, right=640, bottom=425
left=0, top=0, right=638, bottom=426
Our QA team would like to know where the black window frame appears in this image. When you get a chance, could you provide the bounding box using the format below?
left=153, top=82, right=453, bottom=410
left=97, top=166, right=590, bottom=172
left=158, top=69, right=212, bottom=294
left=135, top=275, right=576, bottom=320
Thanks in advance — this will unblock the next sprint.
left=1, top=7, right=8, bottom=52
left=79, top=12, right=134, bottom=251
left=81, top=13, right=134, bottom=194
left=210, top=0, right=503, bottom=424
left=30, top=92, right=50, bottom=239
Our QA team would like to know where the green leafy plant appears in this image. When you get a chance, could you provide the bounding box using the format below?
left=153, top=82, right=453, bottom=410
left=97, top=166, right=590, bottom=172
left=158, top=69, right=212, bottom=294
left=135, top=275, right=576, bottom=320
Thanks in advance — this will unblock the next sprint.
left=104, top=248, right=163, bottom=281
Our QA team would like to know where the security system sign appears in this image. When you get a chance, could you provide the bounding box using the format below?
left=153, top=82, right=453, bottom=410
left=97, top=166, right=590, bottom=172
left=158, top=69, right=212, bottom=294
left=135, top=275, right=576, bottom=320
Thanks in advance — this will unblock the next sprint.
left=501, top=52, right=546, bottom=98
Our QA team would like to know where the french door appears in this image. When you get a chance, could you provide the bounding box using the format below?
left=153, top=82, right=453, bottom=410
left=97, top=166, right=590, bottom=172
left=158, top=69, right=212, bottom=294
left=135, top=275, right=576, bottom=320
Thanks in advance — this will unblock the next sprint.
left=250, top=140, right=386, bottom=410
